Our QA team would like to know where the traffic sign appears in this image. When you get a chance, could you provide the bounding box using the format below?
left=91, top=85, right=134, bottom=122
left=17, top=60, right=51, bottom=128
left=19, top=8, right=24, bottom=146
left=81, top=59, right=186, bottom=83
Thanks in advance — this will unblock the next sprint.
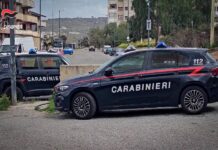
left=147, top=19, right=151, bottom=31
left=127, top=36, right=130, bottom=42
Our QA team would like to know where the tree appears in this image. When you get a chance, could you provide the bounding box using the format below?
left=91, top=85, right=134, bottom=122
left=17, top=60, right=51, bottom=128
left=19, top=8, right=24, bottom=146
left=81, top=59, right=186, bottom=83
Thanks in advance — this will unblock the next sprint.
left=88, top=28, right=104, bottom=48
left=129, top=0, right=211, bottom=46
left=79, top=37, right=89, bottom=47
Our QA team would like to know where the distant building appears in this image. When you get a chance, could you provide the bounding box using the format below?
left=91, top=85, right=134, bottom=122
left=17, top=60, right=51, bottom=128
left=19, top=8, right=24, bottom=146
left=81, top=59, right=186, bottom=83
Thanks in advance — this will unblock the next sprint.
left=108, top=0, right=135, bottom=25
left=0, top=0, right=46, bottom=49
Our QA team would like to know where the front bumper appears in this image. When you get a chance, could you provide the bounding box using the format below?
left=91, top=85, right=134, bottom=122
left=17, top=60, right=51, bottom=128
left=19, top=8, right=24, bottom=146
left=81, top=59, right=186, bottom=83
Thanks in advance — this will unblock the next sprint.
left=54, top=94, right=71, bottom=112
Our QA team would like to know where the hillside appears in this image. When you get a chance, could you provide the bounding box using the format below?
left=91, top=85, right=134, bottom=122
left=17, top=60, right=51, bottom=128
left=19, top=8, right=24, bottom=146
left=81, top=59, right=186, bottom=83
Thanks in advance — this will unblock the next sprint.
left=42, top=17, right=107, bottom=43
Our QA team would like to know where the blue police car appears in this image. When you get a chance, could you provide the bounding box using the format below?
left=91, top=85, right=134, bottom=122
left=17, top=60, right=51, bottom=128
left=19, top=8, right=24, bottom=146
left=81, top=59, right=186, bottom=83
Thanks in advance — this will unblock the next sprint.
left=54, top=47, right=218, bottom=119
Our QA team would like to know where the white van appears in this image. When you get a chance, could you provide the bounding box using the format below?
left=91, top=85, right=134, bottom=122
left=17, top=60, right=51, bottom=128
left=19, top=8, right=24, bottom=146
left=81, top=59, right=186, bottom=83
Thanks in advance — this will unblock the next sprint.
left=2, top=37, right=35, bottom=53
left=103, top=45, right=111, bottom=54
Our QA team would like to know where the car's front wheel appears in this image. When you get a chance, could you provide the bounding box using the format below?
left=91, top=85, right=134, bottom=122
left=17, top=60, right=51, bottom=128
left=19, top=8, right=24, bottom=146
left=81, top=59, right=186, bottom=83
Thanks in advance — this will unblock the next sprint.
left=180, top=86, right=208, bottom=114
left=71, top=92, right=97, bottom=119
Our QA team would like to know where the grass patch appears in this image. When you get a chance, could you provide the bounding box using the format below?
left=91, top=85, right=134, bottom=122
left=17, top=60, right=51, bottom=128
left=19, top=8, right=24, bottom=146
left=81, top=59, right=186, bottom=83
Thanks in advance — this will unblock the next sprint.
left=0, top=95, right=10, bottom=111
left=46, top=96, right=55, bottom=113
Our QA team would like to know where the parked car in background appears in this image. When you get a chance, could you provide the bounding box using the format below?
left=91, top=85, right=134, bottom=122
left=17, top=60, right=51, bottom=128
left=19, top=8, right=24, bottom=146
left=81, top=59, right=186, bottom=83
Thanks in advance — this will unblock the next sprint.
left=52, top=38, right=64, bottom=53
left=0, top=52, right=70, bottom=101
left=103, top=45, right=111, bottom=53
left=109, top=47, right=124, bottom=56
left=89, top=46, right=95, bottom=51
left=63, top=47, right=74, bottom=55
left=105, top=47, right=113, bottom=54
left=2, top=37, right=35, bottom=53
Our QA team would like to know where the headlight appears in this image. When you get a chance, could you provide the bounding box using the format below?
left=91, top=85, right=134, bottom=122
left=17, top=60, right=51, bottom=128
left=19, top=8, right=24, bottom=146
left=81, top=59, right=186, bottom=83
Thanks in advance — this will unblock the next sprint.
left=55, top=85, right=69, bottom=92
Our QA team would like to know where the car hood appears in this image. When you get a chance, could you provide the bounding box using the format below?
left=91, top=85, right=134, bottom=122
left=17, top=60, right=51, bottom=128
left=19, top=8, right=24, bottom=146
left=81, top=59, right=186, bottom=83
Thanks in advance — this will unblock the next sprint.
left=59, top=73, right=97, bottom=86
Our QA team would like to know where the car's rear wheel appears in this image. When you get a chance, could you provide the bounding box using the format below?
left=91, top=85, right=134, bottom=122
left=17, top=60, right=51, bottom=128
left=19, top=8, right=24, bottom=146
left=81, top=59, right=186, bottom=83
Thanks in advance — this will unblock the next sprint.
left=71, top=92, right=96, bottom=119
left=4, top=86, right=24, bottom=101
left=180, top=86, right=208, bottom=114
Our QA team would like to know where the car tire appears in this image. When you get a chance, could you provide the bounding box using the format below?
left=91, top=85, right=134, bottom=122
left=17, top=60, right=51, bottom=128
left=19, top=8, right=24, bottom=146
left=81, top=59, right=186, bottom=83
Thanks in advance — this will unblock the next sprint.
left=180, top=86, right=208, bottom=114
left=4, top=86, right=24, bottom=101
left=71, top=92, right=97, bottom=119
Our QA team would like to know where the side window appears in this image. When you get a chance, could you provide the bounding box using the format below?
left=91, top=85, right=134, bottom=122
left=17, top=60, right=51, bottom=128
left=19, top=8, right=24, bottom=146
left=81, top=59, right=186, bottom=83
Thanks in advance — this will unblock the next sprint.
left=40, top=56, right=61, bottom=69
left=0, top=58, right=9, bottom=70
left=111, top=53, right=145, bottom=74
left=18, top=57, right=38, bottom=69
left=151, top=51, right=177, bottom=69
left=191, top=53, right=207, bottom=66
left=178, top=53, right=190, bottom=67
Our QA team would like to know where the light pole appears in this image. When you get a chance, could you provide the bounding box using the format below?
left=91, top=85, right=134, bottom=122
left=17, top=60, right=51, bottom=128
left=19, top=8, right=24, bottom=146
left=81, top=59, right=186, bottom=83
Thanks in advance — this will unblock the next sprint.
left=39, top=0, right=41, bottom=50
left=210, top=0, right=215, bottom=47
left=127, top=0, right=130, bottom=44
left=52, top=0, right=54, bottom=40
left=59, top=10, right=61, bottom=38
left=146, top=0, right=151, bottom=48
left=9, top=0, right=17, bottom=105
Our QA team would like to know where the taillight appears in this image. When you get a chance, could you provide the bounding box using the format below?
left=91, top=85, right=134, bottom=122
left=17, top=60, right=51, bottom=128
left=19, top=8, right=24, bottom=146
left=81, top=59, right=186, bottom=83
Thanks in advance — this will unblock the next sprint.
left=19, top=78, right=27, bottom=83
left=211, top=68, right=218, bottom=76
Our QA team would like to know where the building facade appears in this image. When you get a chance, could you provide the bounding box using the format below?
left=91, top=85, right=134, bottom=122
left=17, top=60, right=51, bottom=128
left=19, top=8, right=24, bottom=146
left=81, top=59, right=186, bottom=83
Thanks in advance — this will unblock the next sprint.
left=108, top=0, right=135, bottom=25
left=0, top=0, right=46, bottom=49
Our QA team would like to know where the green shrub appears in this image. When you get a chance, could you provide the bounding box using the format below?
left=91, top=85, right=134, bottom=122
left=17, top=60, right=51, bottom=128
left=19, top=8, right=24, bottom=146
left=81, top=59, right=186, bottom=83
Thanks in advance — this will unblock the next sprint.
left=118, top=43, right=129, bottom=49
left=118, top=39, right=156, bottom=49
left=0, top=95, right=11, bottom=111
left=46, top=95, right=55, bottom=113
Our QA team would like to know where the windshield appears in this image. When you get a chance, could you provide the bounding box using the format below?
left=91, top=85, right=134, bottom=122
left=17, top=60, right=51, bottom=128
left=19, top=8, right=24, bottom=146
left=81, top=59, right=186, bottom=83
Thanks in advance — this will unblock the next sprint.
left=62, top=56, right=72, bottom=65
left=0, top=46, right=9, bottom=52
left=93, top=57, right=117, bottom=74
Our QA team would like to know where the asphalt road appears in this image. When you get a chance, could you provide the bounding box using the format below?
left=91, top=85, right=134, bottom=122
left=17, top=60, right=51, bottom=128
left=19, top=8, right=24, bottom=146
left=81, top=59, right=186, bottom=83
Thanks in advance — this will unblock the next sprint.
left=64, top=48, right=112, bottom=65
left=0, top=49, right=218, bottom=150
left=0, top=102, right=218, bottom=150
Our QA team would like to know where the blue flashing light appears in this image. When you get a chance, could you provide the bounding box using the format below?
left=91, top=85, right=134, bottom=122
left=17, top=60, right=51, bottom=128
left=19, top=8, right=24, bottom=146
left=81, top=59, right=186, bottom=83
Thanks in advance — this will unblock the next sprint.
left=156, top=42, right=168, bottom=48
left=29, top=48, right=37, bottom=54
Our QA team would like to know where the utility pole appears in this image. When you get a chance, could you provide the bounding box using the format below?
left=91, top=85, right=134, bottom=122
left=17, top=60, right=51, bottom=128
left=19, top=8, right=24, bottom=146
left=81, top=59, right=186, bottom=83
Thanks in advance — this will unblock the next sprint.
left=39, top=0, right=42, bottom=50
left=127, top=0, right=130, bottom=44
left=9, top=0, right=17, bottom=105
left=59, top=10, right=61, bottom=38
left=146, top=0, right=151, bottom=48
left=52, top=0, right=54, bottom=40
left=210, top=0, right=215, bottom=47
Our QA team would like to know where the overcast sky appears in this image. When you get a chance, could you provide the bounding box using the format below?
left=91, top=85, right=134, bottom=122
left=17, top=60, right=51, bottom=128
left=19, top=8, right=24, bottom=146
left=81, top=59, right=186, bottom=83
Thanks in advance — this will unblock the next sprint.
left=33, top=0, right=107, bottom=19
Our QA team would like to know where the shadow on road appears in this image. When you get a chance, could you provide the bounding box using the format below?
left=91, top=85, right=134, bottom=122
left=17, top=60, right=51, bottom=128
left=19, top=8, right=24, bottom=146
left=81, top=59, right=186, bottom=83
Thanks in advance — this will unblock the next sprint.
left=96, top=106, right=216, bottom=119
left=46, top=106, right=217, bottom=120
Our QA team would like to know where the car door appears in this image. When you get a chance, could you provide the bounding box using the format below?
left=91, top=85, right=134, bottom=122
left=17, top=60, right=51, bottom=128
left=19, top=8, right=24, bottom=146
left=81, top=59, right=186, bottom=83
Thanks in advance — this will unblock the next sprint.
left=96, top=52, right=148, bottom=109
left=140, top=50, right=191, bottom=107
left=38, top=55, right=63, bottom=91
left=17, top=55, right=48, bottom=96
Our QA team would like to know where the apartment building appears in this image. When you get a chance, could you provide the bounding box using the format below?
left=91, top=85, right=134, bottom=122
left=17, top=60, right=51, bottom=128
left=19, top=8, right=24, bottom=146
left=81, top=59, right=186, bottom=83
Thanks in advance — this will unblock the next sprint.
left=108, top=0, right=135, bottom=25
left=0, top=0, right=46, bottom=49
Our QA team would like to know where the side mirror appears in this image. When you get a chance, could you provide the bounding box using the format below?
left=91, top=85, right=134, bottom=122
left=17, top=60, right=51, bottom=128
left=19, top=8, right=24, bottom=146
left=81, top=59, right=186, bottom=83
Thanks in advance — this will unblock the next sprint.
left=104, top=67, right=113, bottom=76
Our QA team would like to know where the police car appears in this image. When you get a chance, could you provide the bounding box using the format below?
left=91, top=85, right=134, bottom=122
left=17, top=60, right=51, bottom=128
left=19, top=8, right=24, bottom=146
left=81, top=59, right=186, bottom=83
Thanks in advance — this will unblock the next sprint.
left=0, top=52, right=70, bottom=100
left=54, top=48, right=218, bottom=119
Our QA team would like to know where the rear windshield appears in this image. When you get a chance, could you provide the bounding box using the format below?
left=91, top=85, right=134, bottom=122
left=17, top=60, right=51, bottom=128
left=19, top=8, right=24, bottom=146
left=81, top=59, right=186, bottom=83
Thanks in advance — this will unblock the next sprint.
left=206, top=52, right=216, bottom=63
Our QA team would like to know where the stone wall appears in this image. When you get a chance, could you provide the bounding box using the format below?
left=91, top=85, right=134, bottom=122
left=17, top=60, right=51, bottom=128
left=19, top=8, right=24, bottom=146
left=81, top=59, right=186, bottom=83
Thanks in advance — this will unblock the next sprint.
left=60, top=65, right=100, bottom=81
